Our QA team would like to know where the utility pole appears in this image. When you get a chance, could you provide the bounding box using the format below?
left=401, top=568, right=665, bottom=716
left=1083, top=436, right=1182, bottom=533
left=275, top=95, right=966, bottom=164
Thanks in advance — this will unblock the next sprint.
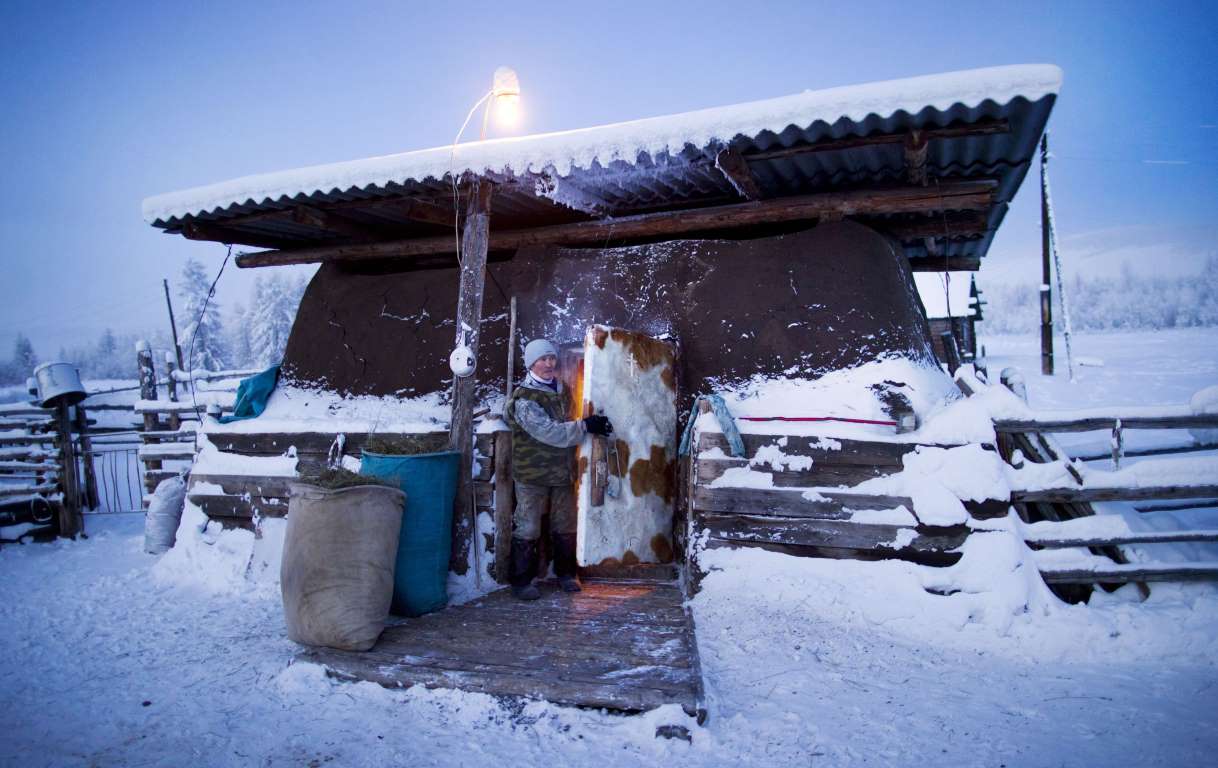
left=1039, top=133, right=1054, bottom=376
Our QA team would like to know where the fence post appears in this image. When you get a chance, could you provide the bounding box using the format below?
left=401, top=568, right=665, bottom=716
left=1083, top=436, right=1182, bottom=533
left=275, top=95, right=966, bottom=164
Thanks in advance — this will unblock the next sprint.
left=137, top=341, right=161, bottom=501
left=54, top=401, right=82, bottom=537
left=164, top=352, right=181, bottom=431
left=74, top=403, right=100, bottom=510
left=1111, top=418, right=1124, bottom=471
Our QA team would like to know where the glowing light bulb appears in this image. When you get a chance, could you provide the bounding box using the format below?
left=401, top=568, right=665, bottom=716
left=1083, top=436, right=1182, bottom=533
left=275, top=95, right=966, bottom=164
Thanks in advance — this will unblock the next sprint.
left=495, top=93, right=520, bottom=127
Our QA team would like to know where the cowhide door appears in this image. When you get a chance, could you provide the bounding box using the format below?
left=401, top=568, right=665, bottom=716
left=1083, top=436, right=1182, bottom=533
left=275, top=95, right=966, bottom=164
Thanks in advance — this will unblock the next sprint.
left=575, top=325, right=677, bottom=567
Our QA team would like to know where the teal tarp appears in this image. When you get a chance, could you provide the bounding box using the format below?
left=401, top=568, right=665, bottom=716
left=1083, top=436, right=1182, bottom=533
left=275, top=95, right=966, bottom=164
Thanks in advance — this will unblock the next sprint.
left=216, top=365, right=280, bottom=424
left=360, top=450, right=460, bottom=617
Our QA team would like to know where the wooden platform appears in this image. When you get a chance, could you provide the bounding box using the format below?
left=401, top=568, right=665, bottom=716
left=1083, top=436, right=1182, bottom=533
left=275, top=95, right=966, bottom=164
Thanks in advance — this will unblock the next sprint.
left=297, top=578, right=705, bottom=718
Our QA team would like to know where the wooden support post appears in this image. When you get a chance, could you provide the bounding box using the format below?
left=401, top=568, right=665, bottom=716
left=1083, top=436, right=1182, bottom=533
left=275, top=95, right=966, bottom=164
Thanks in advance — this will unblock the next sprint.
left=940, top=332, right=962, bottom=375
left=137, top=341, right=162, bottom=498
left=1039, top=133, right=1054, bottom=376
left=163, top=278, right=185, bottom=372
left=164, top=353, right=181, bottom=431
left=448, top=179, right=493, bottom=575
left=54, top=402, right=82, bottom=537
left=1112, top=418, right=1124, bottom=471
left=74, top=403, right=100, bottom=511
left=492, top=430, right=514, bottom=584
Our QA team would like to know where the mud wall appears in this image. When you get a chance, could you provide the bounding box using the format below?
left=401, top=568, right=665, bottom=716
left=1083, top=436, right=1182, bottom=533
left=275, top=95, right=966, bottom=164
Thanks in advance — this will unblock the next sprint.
left=281, top=221, right=937, bottom=399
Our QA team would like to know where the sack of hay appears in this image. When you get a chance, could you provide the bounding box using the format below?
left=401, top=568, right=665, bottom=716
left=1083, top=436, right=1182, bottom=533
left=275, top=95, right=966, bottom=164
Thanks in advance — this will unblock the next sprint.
left=280, top=470, right=406, bottom=651
left=144, top=475, right=186, bottom=555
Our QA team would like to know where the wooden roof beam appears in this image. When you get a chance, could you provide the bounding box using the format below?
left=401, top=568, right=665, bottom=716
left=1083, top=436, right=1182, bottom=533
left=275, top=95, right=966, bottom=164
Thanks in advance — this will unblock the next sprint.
left=908, top=255, right=981, bottom=272
left=715, top=148, right=763, bottom=201
left=180, top=221, right=299, bottom=250
left=291, top=205, right=381, bottom=241
left=904, top=130, right=929, bottom=186
left=235, top=179, right=996, bottom=268
left=882, top=211, right=989, bottom=240
left=744, top=118, right=1010, bottom=163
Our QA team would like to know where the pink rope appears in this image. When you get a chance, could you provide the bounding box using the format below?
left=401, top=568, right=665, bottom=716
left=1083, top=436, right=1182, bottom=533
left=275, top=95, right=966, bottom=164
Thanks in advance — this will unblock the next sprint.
left=737, top=416, right=898, bottom=427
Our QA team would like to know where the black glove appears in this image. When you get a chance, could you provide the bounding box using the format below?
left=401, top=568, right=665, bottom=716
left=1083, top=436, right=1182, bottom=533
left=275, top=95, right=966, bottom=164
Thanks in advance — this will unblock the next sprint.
left=583, top=414, right=613, bottom=436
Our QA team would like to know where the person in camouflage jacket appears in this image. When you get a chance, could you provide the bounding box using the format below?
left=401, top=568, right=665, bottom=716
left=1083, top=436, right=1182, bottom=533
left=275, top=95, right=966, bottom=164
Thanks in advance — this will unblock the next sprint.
left=504, top=338, right=612, bottom=600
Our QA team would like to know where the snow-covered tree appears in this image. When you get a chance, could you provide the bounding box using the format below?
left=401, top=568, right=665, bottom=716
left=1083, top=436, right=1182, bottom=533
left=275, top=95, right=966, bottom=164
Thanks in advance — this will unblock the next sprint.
left=13, top=333, right=37, bottom=373
left=229, top=302, right=252, bottom=368
left=178, top=258, right=228, bottom=371
left=248, top=274, right=297, bottom=367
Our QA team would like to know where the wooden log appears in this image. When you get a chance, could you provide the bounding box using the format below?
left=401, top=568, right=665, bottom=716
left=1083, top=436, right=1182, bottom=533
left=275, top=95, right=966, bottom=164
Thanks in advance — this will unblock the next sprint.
left=940, top=331, right=962, bottom=374
left=1040, top=563, right=1218, bottom=584
left=699, top=513, right=968, bottom=554
left=492, top=430, right=514, bottom=584
left=696, top=431, right=917, bottom=464
left=995, top=413, right=1218, bottom=433
left=187, top=492, right=289, bottom=519
left=136, top=341, right=160, bottom=436
left=188, top=473, right=293, bottom=498
left=903, top=130, right=929, bottom=186
left=182, top=220, right=296, bottom=250
left=1014, top=485, right=1218, bottom=504
left=1135, top=499, right=1218, bottom=513
left=448, top=179, right=493, bottom=574
left=235, top=180, right=997, bottom=268
left=50, top=402, right=81, bottom=536
left=0, top=434, right=56, bottom=446
left=74, top=403, right=100, bottom=510
left=1027, top=529, right=1218, bottom=548
left=702, top=535, right=962, bottom=567
left=0, top=482, right=59, bottom=499
left=0, top=461, right=60, bottom=472
left=1070, top=442, right=1218, bottom=463
left=204, top=431, right=489, bottom=457
left=714, top=148, right=762, bottom=201
left=694, top=457, right=891, bottom=488
left=692, top=485, right=912, bottom=518
left=906, top=255, right=983, bottom=272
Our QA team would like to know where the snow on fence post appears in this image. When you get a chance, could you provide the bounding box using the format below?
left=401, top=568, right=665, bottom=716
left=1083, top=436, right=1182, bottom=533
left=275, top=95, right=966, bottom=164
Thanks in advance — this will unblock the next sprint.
left=136, top=340, right=158, bottom=432
left=1111, top=418, right=1124, bottom=471
left=999, top=367, right=1027, bottom=404
left=163, top=352, right=181, bottom=431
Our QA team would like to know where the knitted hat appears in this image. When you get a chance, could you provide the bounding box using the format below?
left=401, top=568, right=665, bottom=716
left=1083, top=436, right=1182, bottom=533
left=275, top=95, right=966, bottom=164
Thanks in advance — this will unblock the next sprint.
left=523, top=338, right=558, bottom=370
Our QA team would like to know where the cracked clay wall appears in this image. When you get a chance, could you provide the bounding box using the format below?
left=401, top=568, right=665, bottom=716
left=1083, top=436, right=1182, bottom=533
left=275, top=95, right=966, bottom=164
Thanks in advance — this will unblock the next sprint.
left=280, top=221, right=938, bottom=400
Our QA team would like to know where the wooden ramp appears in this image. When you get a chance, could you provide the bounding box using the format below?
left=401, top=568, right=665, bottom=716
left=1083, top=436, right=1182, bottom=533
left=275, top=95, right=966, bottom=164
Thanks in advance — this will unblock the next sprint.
left=297, top=578, right=705, bottom=718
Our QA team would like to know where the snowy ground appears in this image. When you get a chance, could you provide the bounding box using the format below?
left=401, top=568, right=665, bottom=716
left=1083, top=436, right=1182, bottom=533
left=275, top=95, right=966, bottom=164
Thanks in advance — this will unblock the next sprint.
left=2, top=328, right=1217, bottom=766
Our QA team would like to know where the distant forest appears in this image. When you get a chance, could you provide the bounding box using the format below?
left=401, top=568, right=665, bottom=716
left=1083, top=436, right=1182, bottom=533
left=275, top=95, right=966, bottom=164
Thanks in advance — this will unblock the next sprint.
left=0, top=258, right=307, bottom=385
left=980, top=256, right=1218, bottom=334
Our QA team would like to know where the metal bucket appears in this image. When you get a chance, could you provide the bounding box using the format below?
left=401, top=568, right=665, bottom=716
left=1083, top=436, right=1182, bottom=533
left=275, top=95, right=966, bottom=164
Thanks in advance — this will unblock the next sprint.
left=33, top=362, right=86, bottom=408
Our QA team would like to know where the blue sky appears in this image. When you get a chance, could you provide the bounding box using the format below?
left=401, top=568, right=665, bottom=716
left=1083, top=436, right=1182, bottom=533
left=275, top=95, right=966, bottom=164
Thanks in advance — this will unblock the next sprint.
left=1, top=0, right=1215, bottom=357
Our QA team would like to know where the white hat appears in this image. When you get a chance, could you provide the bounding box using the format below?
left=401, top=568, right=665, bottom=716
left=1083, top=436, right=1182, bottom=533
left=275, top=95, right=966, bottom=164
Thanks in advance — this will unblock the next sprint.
left=523, top=338, right=558, bottom=370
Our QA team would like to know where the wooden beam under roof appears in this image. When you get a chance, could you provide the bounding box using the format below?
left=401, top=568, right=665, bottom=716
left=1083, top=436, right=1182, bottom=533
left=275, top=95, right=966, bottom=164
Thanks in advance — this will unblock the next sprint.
left=880, top=211, right=989, bottom=241
left=714, top=148, right=763, bottom=201
left=180, top=221, right=298, bottom=250
left=907, top=255, right=981, bottom=272
left=742, top=119, right=1011, bottom=163
left=235, top=179, right=997, bottom=268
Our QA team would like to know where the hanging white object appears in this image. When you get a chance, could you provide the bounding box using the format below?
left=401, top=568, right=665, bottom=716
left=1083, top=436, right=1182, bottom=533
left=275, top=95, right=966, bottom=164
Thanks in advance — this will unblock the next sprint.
left=449, top=323, right=476, bottom=378
left=449, top=345, right=476, bottom=377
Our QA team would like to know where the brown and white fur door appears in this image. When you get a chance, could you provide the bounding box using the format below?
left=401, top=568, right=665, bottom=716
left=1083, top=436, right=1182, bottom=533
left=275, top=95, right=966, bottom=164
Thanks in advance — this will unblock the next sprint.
left=575, top=325, right=677, bottom=567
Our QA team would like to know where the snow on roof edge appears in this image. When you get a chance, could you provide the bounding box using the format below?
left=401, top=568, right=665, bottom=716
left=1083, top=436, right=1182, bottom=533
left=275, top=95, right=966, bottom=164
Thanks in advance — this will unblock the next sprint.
left=142, top=64, right=1062, bottom=225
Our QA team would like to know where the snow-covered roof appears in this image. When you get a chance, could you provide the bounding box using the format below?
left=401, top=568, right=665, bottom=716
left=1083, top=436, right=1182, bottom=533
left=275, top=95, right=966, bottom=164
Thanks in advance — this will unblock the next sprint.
left=143, top=64, right=1061, bottom=227
left=915, top=272, right=975, bottom=318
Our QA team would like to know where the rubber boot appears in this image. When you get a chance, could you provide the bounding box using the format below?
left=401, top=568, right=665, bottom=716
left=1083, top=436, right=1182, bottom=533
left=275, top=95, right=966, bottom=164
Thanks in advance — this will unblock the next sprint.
left=509, top=537, right=541, bottom=601
left=553, top=533, right=582, bottom=593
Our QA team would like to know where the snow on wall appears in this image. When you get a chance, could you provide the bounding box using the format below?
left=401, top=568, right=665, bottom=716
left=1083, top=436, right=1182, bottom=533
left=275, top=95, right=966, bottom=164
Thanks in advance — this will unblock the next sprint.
left=142, top=64, right=1062, bottom=224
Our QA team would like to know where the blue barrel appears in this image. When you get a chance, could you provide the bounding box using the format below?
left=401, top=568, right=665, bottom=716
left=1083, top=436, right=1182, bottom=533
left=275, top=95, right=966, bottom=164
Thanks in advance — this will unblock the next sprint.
left=360, top=450, right=460, bottom=617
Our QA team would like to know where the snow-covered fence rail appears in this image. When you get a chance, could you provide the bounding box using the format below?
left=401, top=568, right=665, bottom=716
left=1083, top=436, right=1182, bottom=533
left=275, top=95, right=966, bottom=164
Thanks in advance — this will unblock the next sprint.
left=993, top=408, right=1218, bottom=434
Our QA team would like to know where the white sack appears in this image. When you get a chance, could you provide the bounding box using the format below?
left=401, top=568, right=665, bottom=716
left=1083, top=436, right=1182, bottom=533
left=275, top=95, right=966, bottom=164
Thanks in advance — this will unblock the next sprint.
left=144, top=475, right=187, bottom=555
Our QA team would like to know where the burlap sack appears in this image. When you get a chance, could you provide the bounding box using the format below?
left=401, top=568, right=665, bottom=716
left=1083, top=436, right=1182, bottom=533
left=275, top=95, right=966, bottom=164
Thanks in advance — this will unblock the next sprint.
left=280, top=482, right=406, bottom=651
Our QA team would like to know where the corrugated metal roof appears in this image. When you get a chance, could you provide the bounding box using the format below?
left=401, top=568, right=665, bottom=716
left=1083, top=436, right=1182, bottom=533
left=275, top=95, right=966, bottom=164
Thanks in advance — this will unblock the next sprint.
left=144, top=64, right=1060, bottom=264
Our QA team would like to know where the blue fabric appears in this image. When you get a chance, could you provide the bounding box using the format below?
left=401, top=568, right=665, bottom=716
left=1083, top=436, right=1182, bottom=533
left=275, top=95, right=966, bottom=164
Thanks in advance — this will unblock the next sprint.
left=216, top=365, right=280, bottom=424
left=678, top=394, right=745, bottom=458
left=359, top=450, right=460, bottom=617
